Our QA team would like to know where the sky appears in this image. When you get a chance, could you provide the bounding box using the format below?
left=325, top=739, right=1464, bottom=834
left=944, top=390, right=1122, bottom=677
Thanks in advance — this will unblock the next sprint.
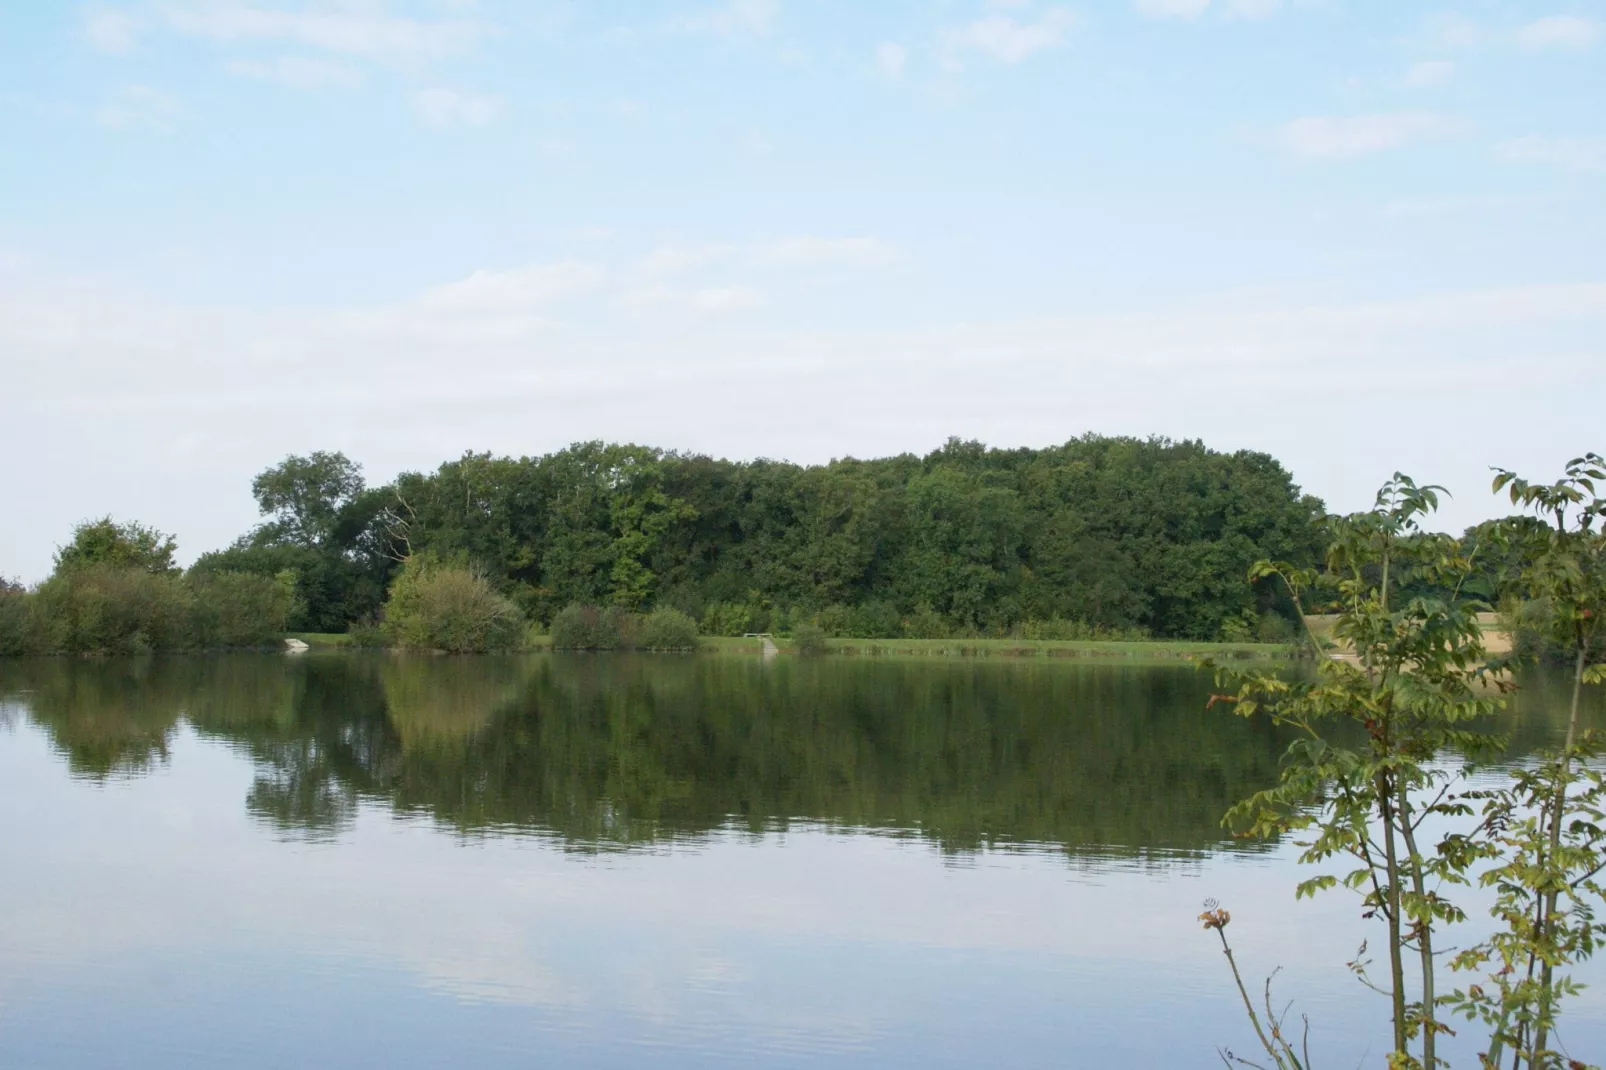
left=2, top=0, right=1603, bottom=580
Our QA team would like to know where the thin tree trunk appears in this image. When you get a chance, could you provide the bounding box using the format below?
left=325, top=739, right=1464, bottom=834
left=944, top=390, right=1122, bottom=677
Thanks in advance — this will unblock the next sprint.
left=1398, top=795, right=1436, bottom=1067
left=1531, top=642, right=1588, bottom=1063
left=1379, top=769, right=1410, bottom=1058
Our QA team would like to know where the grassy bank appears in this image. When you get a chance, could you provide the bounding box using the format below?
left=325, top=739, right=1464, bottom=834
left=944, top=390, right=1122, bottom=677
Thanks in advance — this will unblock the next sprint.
left=280, top=631, right=1289, bottom=660
left=700, top=635, right=1290, bottom=660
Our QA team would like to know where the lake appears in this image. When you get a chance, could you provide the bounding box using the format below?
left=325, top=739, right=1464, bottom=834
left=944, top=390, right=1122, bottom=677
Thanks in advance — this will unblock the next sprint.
left=1, top=654, right=1603, bottom=1067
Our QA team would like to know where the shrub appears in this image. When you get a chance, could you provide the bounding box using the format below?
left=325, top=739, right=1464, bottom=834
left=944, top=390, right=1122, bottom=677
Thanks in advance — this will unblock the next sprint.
left=641, top=607, right=699, bottom=651
left=187, top=570, right=294, bottom=648
left=0, top=578, right=26, bottom=656
left=549, top=604, right=621, bottom=650
left=28, top=566, right=194, bottom=654
left=814, top=604, right=852, bottom=636
left=847, top=601, right=900, bottom=639
left=381, top=556, right=527, bottom=653
left=792, top=622, right=829, bottom=656
left=901, top=603, right=950, bottom=639
left=346, top=617, right=390, bottom=648
left=700, top=601, right=753, bottom=637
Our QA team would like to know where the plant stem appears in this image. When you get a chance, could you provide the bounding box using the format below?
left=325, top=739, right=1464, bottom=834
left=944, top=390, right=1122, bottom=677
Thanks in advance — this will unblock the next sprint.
left=1531, top=642, right=1588, bottom=1063
left=1214, top=927, right=1291, bottom=1070
left=1398, top=793, right=1436, bottom=1067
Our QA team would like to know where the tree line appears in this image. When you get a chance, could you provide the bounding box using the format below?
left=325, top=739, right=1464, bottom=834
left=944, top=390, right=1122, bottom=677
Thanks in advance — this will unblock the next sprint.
left=167, top=435, right=1326, bottom=645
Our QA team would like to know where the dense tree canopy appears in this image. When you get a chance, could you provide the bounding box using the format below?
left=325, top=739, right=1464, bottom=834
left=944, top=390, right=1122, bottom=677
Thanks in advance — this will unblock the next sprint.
left=384, top=435, right=1324, bottom=640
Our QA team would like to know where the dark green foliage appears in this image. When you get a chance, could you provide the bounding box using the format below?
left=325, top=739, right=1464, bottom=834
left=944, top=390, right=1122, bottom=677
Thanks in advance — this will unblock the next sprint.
left=12, top=566, right=292, bottom=654
left=640, top=607, right=699, bottom=651
left=187, top=571, right=298, bottom=649
left=29, top=566, right=194, bottom=654
left=380, top=556, right=526, bottom=653
left=193, top=452, right=397, bottom=632
left=792, top=622, right=829, bottom=655
left=16, top=436, right=1325, bottom=647
left=0, top=578, right=29, bottom=656
left=386, top=436, right=1325, bottom=640
left=549, top=604, right=622, bottom=650
left=54, top=517, right=178, bottom=575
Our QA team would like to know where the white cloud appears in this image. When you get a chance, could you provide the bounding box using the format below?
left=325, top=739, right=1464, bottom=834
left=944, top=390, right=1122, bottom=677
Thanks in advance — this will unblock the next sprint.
left=1381, top=194, right=1510, bottom=219
left=413, top=88, right=499, bottom=127
left=943, top=8, right=1077, bottom=65
left=83, top=7, right=145, bottom=53
left=1222, top=0, right=1281, bottom=18
left=1403, top=59, right=1455, bottom=87
left=669, top=0, right=781, bottom=40
left=1280, top=112, right=1455, bottom=160
left=1517, top=15, right=1600, bottom=51
left=1134, top=0, right=1211, bottom=19
left=876, top=41, right=908, bottom=79
left=1416, top=12, right=1486, bottom=51
left=1497, top=135, right=1606, bottom=173
left=692, top=286, right=766, bottom=312
left=95, top=85, right=184, bottom=134
left=223, top=55, right=361, bottom=90
left=419, top=263, right=607, bottom=312
left=757, top=237, right=897, bottom=268
left=154, top=3, right=486, bottom=59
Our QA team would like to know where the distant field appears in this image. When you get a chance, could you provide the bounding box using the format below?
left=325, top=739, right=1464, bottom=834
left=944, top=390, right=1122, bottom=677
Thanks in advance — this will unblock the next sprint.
left=1303, top=613, right=1511, bottom=656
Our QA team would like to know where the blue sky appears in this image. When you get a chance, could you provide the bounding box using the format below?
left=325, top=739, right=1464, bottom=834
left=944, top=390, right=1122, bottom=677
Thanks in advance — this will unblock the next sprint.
left=2, top=0, right=1604, bottom=578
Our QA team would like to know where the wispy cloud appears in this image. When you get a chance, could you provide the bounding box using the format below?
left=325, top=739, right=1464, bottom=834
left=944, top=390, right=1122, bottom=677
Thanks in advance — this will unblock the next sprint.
left=1517, top=15, right=1600, bottom=52
left=876, top=41, right=908, bottom=79
left=413, top=88, right=499, bottom=128
left=1403, top=59, right=1455, bottom=87
left=941, top=7, right=1077, bottom=66
left=757, top=237, right=897, bottom=268
left=90, top=2, right=487, bottom=60
left=668, top=0, right=781, bottom=41
left=1222, top=0, right=1282, bottom=19
left=1133, top=0, right=1211, bottom=20
left=1381, top=194, right=1511, bottom=219
left=223, top=56, right=360, bottom=90
left=1497, top=135, right=1606, bottom=174
left=96, top=85, right=184, bottom=134
left=636, top=237, right=898, bottom=278
left=83, top=7, right=145, bottom=53
left=419, top=263, right=607, bottom=313
left=1280, top=112, right=1455, bottom=160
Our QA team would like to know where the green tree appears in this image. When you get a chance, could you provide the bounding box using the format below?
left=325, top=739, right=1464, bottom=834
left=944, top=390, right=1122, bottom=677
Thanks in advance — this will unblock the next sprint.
left=1445, top=455, right=1606, bottom=1066
left=251, top=451, right=366, bottom=549
left=54, top=517, right=178, bottom=575
left=1210, top=475, right=1502, bottom=1068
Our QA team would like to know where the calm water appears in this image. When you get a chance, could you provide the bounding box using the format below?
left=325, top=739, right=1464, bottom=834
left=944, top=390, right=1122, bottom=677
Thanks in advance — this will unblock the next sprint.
left=1, top=654, right=1603, bottom=1068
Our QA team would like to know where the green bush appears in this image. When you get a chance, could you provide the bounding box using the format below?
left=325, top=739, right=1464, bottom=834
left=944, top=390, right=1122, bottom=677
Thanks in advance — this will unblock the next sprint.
left=793, top=622, right=829, bottom=656
left=815, top=604, right=852, bottom=636
left=187, top=570, right=294, bottom=648
left=901, top=603, right=950, bottom=639
left=381, top=556, right=526, bottom=653
left=28, top=566, right=194, bottom=654
left=641, top=607, right=699, bottom=651
left=0, top=579, right=26, bottom=656
left=549, top=604, right=621, bottom=650
left=700, top=601, right=753, bottom=637
left=847, top=601, right=900, bottom=639
left=346, top=617, right=390, bottom=649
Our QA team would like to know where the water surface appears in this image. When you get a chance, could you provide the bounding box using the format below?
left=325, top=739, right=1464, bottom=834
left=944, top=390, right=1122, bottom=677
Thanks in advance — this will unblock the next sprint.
left=1, top=654, right=1601, bottom=1067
